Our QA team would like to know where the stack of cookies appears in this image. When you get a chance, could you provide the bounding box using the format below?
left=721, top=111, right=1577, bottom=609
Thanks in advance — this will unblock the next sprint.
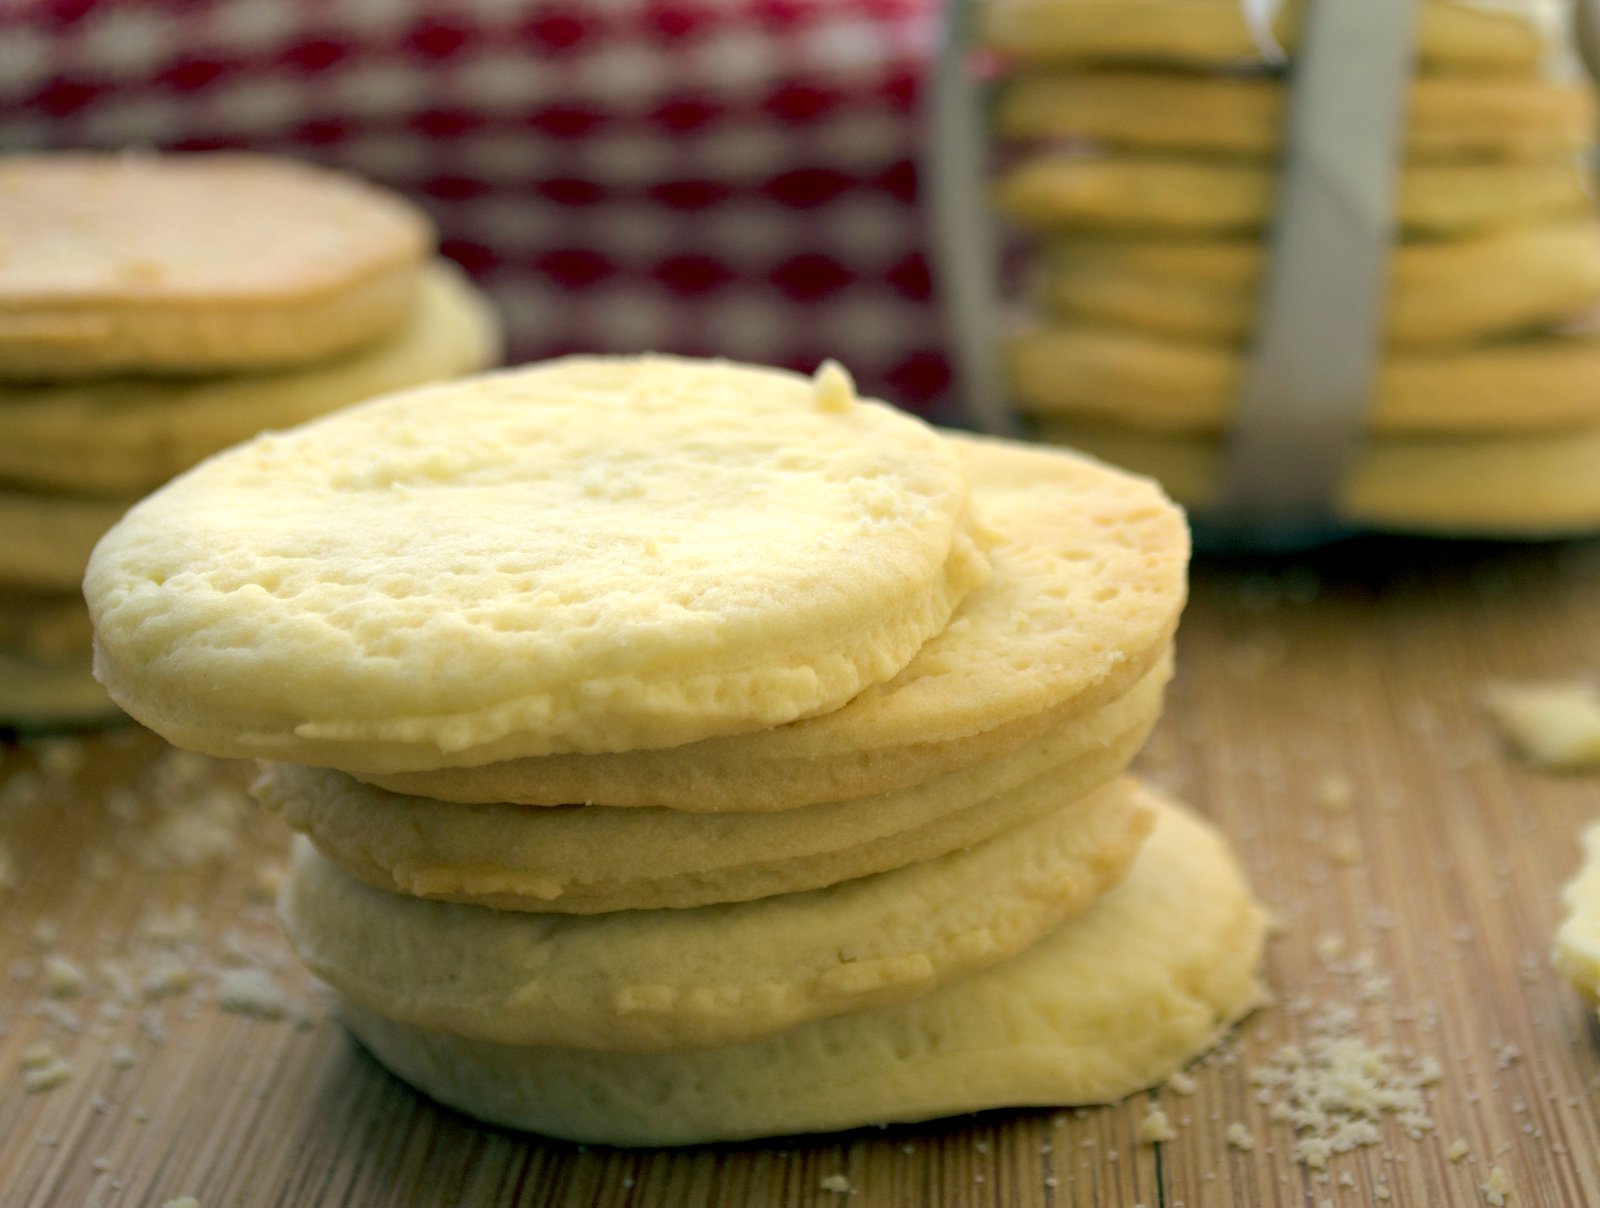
left=983, top=0, right=1600, bottom=534
left=84, top=355, right=1266, bottom=1146
left=0, top=152, right=500, bottom=724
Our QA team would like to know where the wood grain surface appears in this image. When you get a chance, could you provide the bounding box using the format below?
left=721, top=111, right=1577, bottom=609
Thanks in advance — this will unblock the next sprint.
left=5, top=535, right=1600, bottom=1208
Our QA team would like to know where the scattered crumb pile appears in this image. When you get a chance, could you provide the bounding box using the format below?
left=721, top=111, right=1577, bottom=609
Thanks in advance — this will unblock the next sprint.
left=3, top=736, right=318, bottom=1110
left=1248, top=1001, right=1439, bottom=1169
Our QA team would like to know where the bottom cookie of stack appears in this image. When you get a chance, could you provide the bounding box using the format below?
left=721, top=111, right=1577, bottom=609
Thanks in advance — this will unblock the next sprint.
left=281, top=786, right=1266, bottom=1146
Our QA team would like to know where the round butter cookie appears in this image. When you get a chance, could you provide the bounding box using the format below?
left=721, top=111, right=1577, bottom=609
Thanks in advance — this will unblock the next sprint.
left=360, top=434, right=1186, bottom=809
left=0, top=260, right=500, bottom=496
left=87, top=357, right=989, bottom=768
left=1039, top=224, right=1600, bottom=352
left=258, top=653, right=1166, bottom=913
left=995, top=72, right=1593, bottom=162
left=280, top=778, right=1151, bottom=1053
left=983, top=0, right=1546, bottom=73
left=1011, top=324, right=1600, bottom=435
left=0, top=152, right=431, bottom=377
left=333, top=789, right=1266, bottom=1145
left=1039, top=422, right=1600, bottom=536
left=997, top=155, right=1590, bottom=238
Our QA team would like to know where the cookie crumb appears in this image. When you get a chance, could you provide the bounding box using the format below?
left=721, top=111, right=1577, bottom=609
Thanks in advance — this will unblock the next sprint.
left=20, top=1042, right=58, bottom=1069
left=142, top=957, right=193, bottom=1001
left=1327, top=835, right=1363, bottom=866
left=819, top=1173, right=852, bottom=1193
left=811, top=360, right=856, bottom=414
left=1167, top=1070, right=1197, bottom=1095
left=1483, top=1164, right=1514, bottom=1205
left=1137, top=1107, right=1175, bottom=1144
left=44, top=955, right=87, bottom=998
left=216, top=969, right=287, bottom=1020
left=1315, top=773, right=1353, bottom=812
left=22, top=1058, right=73, bottom=1092
left=1226, top=1123, right=1256, bottom=1151
left=248, top=862, right=285, bottom=904
left=1448, top=1138, right=1471, bottom=1162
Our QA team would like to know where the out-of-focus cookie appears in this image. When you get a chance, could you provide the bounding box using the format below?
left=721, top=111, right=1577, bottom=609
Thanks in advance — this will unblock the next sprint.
left=0, top=261, right=499, bottom=496
left=0, top=152, right=432, bottom=377
left=359, top=435, right=1187, bottom=810
left=1010, top=324, right=1600, bottom=435
left=997, top=155, right=1590, bottom=238
left=983, top=0, right=1546, bottom=74
left=1039, top=421, right=1600, bottom=536
left=996, top=71, right=1593, bottom=161
left=1038, top=224, right=1600, bottom=350
left=87, top=357, right=989, bottom=769
left=0, top=648, right=116, bottom=727
left=0, top=590, right=93, bottom=662
left=257, top=655, right=1166, bottom=913
left=280, top=779, right=1151, bottom=1052
left=1558, top=821, right=1600, bottom=1003
left=0, top=490, right=129, bottom=591
left=331, top=789, right=1266, bottom=1146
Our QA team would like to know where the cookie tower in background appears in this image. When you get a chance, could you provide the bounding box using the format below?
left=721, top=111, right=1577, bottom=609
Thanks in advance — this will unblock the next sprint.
left=983, top=0, right=1600, bottom=535
left=0, top=152, right=501, bottom=725
left=84, top=356, right=1267, bottom=1146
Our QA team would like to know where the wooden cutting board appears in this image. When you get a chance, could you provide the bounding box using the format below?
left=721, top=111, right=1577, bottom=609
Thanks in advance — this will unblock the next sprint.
left=4, top=535, right=1600, bottom=1207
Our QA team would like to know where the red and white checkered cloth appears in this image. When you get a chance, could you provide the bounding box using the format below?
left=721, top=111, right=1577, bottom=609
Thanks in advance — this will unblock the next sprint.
left=0, top=0, right=952, bottom=414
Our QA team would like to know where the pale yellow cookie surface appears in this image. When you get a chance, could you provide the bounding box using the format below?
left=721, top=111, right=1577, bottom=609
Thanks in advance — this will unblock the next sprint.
left=333, top=789, right=1266, bottom=1146
left=1039, top=224, right=1600, bottom=352
left=1011, top=324, right=1600, bottom=435
left=281, top=778, right=1149, bottom=1052
left=0, top=152, right=432, bottom=376
left=0, top=260, right=500, bottom=496
left=997, top=155, right=1590, bottom=238
left=1040, top=422, right=1600, bottom=536
left=1557, top=822, right=1600, bottom=1002
left=360, top=434, right=1186, bottom=809
left=259, top=655, right=1166, bottom=914
left=88, top=357, right=987, bottom=769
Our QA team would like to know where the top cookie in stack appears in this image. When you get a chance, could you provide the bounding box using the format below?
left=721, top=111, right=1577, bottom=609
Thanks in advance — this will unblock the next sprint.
left=0, top=152, right=500, bottom=724
left=983, top=0, right=1600, bottom=535
left=85, top=355, right=1266, bottom=1145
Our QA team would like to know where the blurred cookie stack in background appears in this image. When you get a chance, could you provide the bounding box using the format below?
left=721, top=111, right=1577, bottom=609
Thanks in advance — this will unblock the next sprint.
left=982, top=0, right=1600, bottom=536
left=0, top=152, right=500, bottom=726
